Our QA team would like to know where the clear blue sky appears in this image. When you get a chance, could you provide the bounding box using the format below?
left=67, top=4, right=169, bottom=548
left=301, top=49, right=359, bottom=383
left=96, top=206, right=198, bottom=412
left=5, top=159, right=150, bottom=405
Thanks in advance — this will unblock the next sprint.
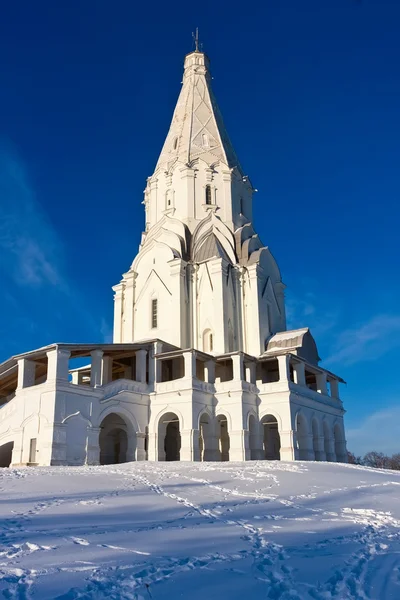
left=1, top=1, right=399, bottom=455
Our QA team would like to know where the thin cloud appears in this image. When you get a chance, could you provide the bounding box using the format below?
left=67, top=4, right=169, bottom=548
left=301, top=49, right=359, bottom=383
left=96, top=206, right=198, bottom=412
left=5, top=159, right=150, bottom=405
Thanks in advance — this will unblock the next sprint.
left=346, top=406, right=400, bottom=456
left=0, top=142, right=66, bottom=290
left=325, top=314, right=400, bottom=366
left=0, top=142, right=108, bottom=347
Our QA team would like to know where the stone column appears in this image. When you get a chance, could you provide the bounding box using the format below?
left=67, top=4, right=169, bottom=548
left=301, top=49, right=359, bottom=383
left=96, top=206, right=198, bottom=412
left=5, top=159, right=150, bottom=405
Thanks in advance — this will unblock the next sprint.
left=112, top=283, right=124, bottom=343
left=202, top=422, right=220, bottom=461
left=135, top=349, right=147, bottom=383
left=330, top=379, right=340, bottom=399
left=229, top=429, right=249, bottom=461
left=245, top=361, right=256, bottom=384
left=316, top=372, right=328, bottom=395
left=324, top=437, right=336, bottom=462
left=90, top=349, right=103, bottom=388
left=101, top=356, right=113, bottom=385
left=17, top=358, right=36, bottom=390
left=180, top=429, right=200, bottom=461
left=147, top=432, right=158, bottom=461
left=183, top=351, right=196, bottom=380
left=232, top=354, right=244, bottom=381
left=249, top=426, right=264, bottom=460
left=280, top=429, right=296, bottom=461
left=292, top=361, right=306, bottom=386
left=47, top=349, right=71, bottom=384
left=136, top=433, right=147, bottom=461
left=86, top=427, right=101, bottom=465
left=204, top=360, right=215, bottom=384
left=296, top=431, right=315, bottom=461
left=313, top=437, right=327, bottom=461
left=277, top=354, right=290, bottom=384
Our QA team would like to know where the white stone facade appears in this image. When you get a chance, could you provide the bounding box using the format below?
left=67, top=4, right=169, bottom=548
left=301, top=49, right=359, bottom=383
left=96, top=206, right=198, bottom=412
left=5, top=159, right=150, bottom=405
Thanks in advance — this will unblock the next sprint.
left=0, top=46, right=347, bottom=467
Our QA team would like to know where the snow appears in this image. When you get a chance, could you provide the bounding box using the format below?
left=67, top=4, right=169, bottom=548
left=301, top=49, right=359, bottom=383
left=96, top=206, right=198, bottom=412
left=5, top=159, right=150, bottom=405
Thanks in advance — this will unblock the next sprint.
left=0, top=462, right=399, bottom=599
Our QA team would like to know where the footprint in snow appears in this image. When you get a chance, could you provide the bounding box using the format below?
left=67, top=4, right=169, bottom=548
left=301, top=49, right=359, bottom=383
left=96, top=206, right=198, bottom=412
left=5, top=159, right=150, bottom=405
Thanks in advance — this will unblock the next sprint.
left=70, top=537, right=90, bottom=546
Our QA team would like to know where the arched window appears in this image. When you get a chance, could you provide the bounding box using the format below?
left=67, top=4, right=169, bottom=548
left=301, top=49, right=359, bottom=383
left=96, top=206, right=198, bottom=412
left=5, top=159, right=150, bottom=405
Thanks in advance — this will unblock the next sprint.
left=205, top=185, right=212, bottom=205
left=203, top=329, right=213, bottom=353
left=202, top=133, right=209, bottom=148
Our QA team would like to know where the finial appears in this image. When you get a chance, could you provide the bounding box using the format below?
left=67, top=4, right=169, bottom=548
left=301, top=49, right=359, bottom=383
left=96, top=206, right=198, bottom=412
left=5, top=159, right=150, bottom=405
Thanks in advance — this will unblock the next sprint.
left=192, top=27, right=200, bottom=52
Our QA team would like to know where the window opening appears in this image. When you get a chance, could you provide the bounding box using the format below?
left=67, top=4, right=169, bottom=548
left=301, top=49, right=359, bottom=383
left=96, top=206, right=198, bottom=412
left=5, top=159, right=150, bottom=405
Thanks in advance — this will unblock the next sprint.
left=205, top=185, right=212, bottom=205
left=151, top=299, right=158, bottom=329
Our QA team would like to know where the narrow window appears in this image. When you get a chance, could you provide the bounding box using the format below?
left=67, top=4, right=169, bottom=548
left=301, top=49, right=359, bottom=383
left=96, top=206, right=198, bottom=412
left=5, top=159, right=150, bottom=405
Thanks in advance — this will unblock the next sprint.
left=209, top=333, right=213, bottom=352
left=202, top=133, right=209, bottom=147
left=239, top=198, right=243, bottom=214
left=205, top=185, right=212, bottom=205
left=173, top=137, right=178, bottom=150
left=151, top=299, right=158, bottom=329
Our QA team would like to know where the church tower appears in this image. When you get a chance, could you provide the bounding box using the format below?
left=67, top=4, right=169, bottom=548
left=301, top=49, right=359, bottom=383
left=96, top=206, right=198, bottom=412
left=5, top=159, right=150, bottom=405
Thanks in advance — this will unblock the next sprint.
left=113, top=44, right=287, bottom=356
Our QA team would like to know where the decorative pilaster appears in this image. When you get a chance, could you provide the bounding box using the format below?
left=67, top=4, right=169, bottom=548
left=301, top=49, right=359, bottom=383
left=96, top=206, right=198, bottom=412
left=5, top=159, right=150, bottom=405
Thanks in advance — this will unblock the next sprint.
left=112, top=282, right=124, bottom=343
left=121, top=271, right=137, bottom=343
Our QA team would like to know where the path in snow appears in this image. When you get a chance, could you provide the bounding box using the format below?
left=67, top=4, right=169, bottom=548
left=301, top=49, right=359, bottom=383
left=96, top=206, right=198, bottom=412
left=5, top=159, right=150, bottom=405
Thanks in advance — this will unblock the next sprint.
left=0, top=461, right=399, bottom=599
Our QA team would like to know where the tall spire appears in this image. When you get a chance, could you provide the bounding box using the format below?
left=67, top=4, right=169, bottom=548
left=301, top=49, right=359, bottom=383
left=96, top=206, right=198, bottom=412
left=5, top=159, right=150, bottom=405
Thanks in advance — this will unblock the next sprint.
left=155, top=42, right=243, bottom=175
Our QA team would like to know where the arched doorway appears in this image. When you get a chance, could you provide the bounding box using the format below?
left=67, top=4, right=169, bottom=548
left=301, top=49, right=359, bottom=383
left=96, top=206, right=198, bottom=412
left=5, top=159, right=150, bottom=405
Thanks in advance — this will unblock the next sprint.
left=0, top=442, right=13, bottom=468
left=217, top=415, right=230, bottom=461
left=99, top=413, right=130, bottom=465
left=261, top=415, right=280, bottom=460
left=296, top=413, right=311, bottom=460
left=158, top=412, right=181, bottom=461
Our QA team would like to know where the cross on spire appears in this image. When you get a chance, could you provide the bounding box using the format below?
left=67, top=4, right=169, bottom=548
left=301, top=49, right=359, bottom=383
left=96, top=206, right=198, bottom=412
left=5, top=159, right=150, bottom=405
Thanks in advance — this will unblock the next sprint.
left=192, top=27, right=200, bottom=52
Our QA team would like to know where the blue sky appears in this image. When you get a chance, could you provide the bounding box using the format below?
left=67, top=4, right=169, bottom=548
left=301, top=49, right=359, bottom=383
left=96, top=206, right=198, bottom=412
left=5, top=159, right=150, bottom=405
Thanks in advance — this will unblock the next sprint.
left=0, top=0, right=399, bottom=455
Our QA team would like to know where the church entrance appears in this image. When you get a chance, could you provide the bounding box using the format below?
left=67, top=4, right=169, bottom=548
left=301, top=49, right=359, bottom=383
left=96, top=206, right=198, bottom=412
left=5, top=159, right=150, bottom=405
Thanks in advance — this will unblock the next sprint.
left=158, top=412, right=181, bottom=461
left=262, top=415, right=281, bottom=460
left=0, top=441, right=13, bottom=468
left=99, top=413, right=129, bottom=465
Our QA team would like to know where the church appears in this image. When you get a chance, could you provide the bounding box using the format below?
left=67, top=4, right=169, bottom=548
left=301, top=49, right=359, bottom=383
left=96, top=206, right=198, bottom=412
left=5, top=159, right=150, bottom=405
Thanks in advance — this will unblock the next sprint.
left=0, top=44, right=347, bottom=467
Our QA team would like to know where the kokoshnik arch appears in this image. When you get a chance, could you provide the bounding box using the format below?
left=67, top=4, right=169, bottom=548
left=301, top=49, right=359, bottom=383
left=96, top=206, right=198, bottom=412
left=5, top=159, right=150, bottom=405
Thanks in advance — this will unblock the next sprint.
left=0, top=43, right=347, bottom=467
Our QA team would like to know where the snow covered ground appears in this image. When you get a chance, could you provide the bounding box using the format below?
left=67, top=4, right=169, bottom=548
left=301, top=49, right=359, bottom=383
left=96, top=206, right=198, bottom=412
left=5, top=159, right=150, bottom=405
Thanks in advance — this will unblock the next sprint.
left=0, top=462, right=399, bottom=599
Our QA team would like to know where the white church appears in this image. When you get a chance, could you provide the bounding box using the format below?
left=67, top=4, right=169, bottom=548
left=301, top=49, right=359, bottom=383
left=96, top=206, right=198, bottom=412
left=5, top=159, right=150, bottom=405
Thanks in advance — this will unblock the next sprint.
left=0, top=44, right=348, bottom=467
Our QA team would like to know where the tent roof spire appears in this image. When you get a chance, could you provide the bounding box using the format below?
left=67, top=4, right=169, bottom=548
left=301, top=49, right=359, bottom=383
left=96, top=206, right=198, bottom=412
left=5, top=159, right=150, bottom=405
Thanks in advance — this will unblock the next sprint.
left=154, top=40, right=243, bottom=175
